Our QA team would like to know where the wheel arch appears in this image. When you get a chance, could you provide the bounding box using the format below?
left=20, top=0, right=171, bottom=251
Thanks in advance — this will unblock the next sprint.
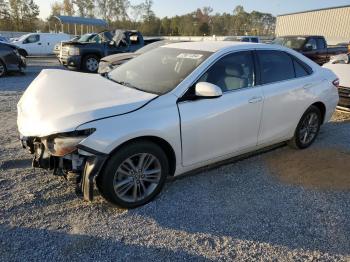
left=82, top=52, right=101, bottom=60
left=18, top=48, right=28, bottom=57
left=0, top=57, right=7, bottom=76
left=311, top=101, right=326, bottom=124
left=107, top=136, right=177, bottom=177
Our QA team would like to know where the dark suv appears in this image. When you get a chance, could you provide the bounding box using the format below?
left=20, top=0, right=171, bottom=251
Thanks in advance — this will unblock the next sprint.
left=58, top=30, right=145, bottom=73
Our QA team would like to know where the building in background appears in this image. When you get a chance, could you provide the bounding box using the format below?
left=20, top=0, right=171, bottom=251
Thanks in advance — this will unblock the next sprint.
left=276, top=5, right=350, bottom=45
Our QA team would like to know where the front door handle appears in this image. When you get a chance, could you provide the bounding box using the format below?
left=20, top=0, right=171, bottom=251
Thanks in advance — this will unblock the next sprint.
left=303, top=83, right=313, bottom=89
left=38, top=43, right=42, bottom=45
left=248, top=96, right=263, bottom=104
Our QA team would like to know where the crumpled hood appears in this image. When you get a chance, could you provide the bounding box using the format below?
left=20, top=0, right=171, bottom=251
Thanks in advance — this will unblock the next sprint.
left=17, top=69, right=157, bottom=137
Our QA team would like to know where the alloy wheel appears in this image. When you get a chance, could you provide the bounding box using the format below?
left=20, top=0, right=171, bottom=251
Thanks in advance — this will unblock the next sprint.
left=298, top=112, right=319, bottom=145
left=113, top=153, right=162, bottom=203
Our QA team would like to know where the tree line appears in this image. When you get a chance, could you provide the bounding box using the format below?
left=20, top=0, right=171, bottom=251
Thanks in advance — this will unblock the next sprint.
left=0, top=0, right=276, bottom=36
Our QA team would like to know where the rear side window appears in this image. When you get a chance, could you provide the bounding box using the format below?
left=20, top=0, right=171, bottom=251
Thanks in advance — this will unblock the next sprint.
left=293, top=58, right=312, bottom=77
left=257, top=50, right=295, bottom=84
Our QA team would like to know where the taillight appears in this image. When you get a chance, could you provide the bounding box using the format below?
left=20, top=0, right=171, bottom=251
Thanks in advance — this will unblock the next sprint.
left=332, top=78, right=340, bottom=88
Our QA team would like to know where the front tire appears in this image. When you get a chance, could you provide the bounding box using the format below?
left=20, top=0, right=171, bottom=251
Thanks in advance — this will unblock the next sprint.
left=98, top=141, right=169, bottom=208
left=83, top=55, right=100, bottom=73
left=289, top=105, right=322, bottom=149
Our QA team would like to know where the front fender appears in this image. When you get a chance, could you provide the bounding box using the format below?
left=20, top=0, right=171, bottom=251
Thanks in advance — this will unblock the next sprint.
left=76, top=95, right=182, bottom=167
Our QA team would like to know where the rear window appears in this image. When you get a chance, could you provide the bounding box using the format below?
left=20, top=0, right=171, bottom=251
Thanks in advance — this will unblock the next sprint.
left=272, top=37, right=306, bottom=49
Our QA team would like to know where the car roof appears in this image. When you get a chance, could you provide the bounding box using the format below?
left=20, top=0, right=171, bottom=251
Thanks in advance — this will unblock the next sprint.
left=277, top=35, right=324, bottom=38
left=164, top=41, right=270, bottom=52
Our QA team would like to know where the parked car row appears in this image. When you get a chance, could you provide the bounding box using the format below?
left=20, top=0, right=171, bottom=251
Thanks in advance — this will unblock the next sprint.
left=17, top=41, right=339, bottom=208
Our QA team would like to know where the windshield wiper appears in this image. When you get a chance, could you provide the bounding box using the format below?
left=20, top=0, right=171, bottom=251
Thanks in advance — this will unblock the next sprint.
left=107, top=77, right=143, bottom=92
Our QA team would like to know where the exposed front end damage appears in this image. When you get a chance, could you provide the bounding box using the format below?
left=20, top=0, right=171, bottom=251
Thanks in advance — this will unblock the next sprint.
left=20, top=130, right=107, bottom=201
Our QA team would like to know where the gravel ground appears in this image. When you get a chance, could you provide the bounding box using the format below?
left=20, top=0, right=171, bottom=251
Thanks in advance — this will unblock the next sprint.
left=0, top=59, right=350, bottom=261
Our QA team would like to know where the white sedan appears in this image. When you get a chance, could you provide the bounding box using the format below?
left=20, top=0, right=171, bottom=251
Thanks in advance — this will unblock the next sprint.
left=323, top=53, right=350, bottom=109
left=17, top=42, right=339, bottom=208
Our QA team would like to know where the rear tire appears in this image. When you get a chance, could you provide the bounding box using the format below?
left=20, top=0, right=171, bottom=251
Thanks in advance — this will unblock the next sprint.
left=98, top=141, right=169, bottom=208
left=288, top=105, right=322, bottom=149
left=83, top=55, right=100, bottom=73
left=0, top=60, right=7, bottom=77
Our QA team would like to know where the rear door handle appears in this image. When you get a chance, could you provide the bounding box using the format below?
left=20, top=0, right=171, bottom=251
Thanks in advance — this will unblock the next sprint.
left=248, top=96, right=263, bottom=104
left=38, top=43, right=42, bottom=45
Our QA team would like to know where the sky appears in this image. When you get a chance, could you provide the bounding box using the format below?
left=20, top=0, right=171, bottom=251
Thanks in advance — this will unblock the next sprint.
left=36, top=0, right=350, bottom=19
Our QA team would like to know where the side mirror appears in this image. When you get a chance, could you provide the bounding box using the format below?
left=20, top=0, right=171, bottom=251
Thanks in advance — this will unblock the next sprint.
left=109, top=40, right=116, bottom=46
left=304, top=45, right=313, bottom=51
left=195, top=82, right=222, bottom=98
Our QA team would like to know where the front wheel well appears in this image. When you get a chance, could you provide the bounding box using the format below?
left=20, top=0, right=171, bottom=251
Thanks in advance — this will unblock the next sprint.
left=107, top=136, right=177, bottom=177
left=18, top=49, right=28, bottom=57
left=82, top=53, right=101, bottom=60
left=311, top=102, right=326, bottom=124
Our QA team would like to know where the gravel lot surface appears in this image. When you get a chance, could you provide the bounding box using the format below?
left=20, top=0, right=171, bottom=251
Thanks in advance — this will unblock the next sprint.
left=0, top=58, right=350, bottom=261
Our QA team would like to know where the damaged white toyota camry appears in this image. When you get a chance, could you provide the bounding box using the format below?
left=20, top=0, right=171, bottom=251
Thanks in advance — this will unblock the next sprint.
left=18, top=42, right=339, bottom=208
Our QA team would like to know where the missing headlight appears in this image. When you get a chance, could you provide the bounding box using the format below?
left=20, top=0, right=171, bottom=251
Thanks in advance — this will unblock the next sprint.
left=43, top=129, right=96, bottom=157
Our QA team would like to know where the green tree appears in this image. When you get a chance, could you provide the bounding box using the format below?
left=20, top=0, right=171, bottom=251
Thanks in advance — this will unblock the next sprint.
left=50, top=1, right=63, bottom=16
left=0, top=0, right=11, bottom=30
left=9, top=0, right=39, bottom=31
left=63, top=0, right=74, bottom=16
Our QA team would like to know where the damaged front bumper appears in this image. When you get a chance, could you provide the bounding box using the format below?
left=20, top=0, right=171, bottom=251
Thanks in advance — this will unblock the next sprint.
left=20, top=136, right=108, bottom=201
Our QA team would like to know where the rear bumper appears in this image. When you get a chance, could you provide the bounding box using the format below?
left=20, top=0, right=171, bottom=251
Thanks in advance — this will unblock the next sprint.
left=59, top=55, right=82, bottom=69
left=338, top=86, right=350, bottom=108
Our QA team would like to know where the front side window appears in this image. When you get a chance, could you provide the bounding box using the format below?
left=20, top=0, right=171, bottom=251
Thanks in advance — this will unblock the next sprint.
left=257, top=50, right=295, bottom=84
left=24, top=34, right=40, bottom=44
left=108, top=47, right=212, bottom=95
left=198, top=51, right=255, bottom=92
left=305, top=38, right=317, bottom=50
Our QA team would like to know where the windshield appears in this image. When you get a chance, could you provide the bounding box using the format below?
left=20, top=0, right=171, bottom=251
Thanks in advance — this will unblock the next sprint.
left=78, top=34, right=94, bottom=42
left=108, top=47, right=212, bottom=95
left=17, top=34, right=30, bottom=42
left=272, top=37, right=306, bottom=49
